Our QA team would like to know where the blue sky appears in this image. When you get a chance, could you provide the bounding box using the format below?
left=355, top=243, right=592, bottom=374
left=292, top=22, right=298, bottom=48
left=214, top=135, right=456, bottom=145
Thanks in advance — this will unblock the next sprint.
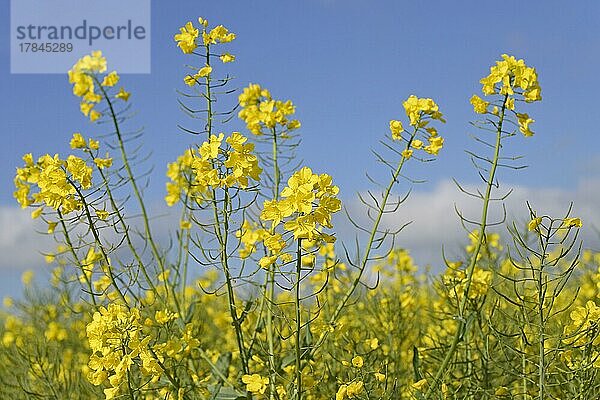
left=1, top=1, right=599, bottom=297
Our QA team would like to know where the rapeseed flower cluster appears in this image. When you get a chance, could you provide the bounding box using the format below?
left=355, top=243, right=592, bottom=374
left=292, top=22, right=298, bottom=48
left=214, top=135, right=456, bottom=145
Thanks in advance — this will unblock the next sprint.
left=175, top=18, right=236, bottom=87
left=14, top=133, right=111, bottom=220
left=442, top=266, right=492, bottom=301
left=68, top=51, right=130, bottom=123
left=165, top=132, right=262, bottom=206
left=86, top=304, right=155, bottom=399
left=174, top=17, right=235, bottom=56
left=85, top=304, right=199, bottom=400
left=238, top=83, right=301, bottom=136
left=402, top=95, right=445, bottom=127
left=564, top=301, right=600, bottom=348
left=14, top=155, right=85, bottom=214
left=389, top=95, right=445, bottom=159
left=236, top=220, right=269, bottom=259
left=479, top=54, right=541, bottom=101
left=561, top=299, right=600, bottom=371
left=258, top=167, right=341, bottom=267
left=470, top=54, right=541, bottom=136
left=336, top=380, right=364, bottom=400
left=174, top=22, right=199, bottom=54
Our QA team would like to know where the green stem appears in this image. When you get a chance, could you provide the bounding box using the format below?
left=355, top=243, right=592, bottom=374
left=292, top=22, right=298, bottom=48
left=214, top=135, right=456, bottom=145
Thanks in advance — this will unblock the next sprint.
left=522, top=334, right=528, bottom=400
left=536, top=229, right=549, bottom=400
left=266, top=126, right=280, bottom=399
left=57, top=209, right=97, bottom=308
left=177, top=200, right=191, bottom=315
left=123, top=343, right=136, bottom=400
left=538, top=276, right=545, bottom=400
left=272, top=127, right=280, bottom=198
left=213, top=187, right=249, bottom=375
left=199, top=48, right=250, bottom=394
left=295, top=238, right=303, bottom=400
left=204, top=44, right=213, bottom=140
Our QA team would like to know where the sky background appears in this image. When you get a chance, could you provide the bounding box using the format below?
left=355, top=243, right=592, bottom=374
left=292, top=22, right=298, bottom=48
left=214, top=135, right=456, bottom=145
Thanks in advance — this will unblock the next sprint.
left=1, top=0, right=600, bottom=299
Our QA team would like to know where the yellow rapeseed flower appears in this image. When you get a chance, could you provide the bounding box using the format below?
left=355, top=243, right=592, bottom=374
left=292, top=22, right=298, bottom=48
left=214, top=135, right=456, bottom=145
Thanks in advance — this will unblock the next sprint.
left=70, top=133, right=87, bottom=149
left=242, top=374, right=269, bottom=395
left=401, top=149, right=413, bottom=159
left=220, top=53, right=235, bottom=63
left=101, top=71, right=119, bottom=87
left=470, top=94, right=489, bottom=114
left=197, top=65, right=212, bottom=77
left=115, top=88, right=130, bottom=101
left=351, top=355, right=364, bottom=368
left=174, top=22, right=199, bottom=54
left=21, top=270, right=34, bottom=286
left=528, top=216, right=543, bottom=231
left=94, top=157, right=113, bottom=169
left=180, top=220, right=192, bottom=230
left=389, top=119, right=404, bottom=140
left=563, top=217, right=583, bottom=228
left=96, top=210, right=109, bottom=220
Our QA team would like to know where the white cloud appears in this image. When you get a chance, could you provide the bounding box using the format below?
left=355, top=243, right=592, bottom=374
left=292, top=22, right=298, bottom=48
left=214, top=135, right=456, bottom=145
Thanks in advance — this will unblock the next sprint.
left=0, top=202, right=181, bottom=271
left=0, top=206, right=54, bottom=270
left=0, top=202, right=182, bottom=298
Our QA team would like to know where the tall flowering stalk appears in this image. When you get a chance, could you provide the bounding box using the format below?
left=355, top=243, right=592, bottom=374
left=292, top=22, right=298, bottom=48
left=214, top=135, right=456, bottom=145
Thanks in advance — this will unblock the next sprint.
left=308, top=95, right=446, bottom=362
left=236, top=82, right=302, bottom=399
left=13, top=51, right=145, bottom=308
left=171, top=17, right=261, bottom=387
left=424, top=54, right=542, bottom=398
left=487, top=209, right=583, bottom=400
left=70, top=51, right=168, bottom=305
left=258, top=167, right=341, bottom=399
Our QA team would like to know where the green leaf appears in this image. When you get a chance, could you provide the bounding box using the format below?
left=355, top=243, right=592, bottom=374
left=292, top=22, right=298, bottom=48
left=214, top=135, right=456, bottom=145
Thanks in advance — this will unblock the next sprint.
left=412, top=345, right=422, bottom=381
left=215, top=352, right=232, bottom=382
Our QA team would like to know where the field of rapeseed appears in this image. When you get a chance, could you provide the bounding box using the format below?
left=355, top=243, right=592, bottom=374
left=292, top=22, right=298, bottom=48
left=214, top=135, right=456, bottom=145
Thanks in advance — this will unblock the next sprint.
left=2, top=16, right=600, bottom=400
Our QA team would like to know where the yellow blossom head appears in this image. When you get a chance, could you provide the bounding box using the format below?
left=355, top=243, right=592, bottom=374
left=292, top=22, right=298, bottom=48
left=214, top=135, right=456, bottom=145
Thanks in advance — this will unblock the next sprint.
left=174, top=21, right=199, bottom=54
